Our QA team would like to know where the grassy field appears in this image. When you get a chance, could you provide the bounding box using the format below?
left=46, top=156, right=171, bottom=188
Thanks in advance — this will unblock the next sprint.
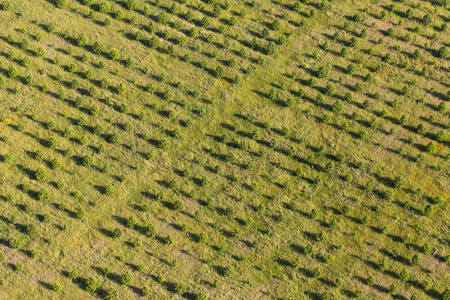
left=0, top=0, right=449, bottom=299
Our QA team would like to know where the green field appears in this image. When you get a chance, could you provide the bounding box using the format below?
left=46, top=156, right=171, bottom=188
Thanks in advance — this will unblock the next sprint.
left=0, top=0, right=449, bottom=299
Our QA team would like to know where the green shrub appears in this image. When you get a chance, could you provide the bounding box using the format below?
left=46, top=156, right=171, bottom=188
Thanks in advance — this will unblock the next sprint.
left=315, top=231, right=327, bottom=242
left=325, top=84, right=336, bottom=96
left=109, top=48, right=120, bottom=60
left=76, top=208, right=85, bottom=219
left=104, top=288, right=117, bottom=300
left=411, top=253, right=420, bottom=266
left=51, top=158, right=61, bottom=169
left=422, top=14, right=432, bottom=26
left=3, top=153, right=12, bottom=163
left=271, top=19, right=281, bottom=31
left=115, top=9, right=124, bottom=20
left=317, top=66, right=329, bottom=79
left=399, top=269, right=409, bottom=281
left=424, top=204, right=433, bottom=216
left=173, top=200, right=184, bottom=211
left=442, top=289, right=450, bottom=300
left=7, top=65, right=18, bottom=78
left=265, top=41, right=277, bottom=55
left=125, top=57, right=134, bottom=68
left=22, top=56, right=32, bottom=67
left=426, top=141, right=437, bottom=153
left=68, top=62, right=78, bottom=73
left=26, top=224, right=37, bottom=236
left=354, top=82, right=363, bottom=93
left=15, top=263, right=23, bottom=272
left=105, top=184, right=115, bottom=196
left=126, top=215, right=137, bottom=229
left=215, top=66, right=225, bottom=78
left=77, top=33, right=89, bottom=47
left=146, top=224, right=157, bottom=237
left=196, top=292, right=207, bottom=300
left=9, top=238, right=20, bottom=249
left=165, top=234, right=174, bottom=245
left=125, top=0, right=136, bottom=10
left=175, top=281, right=187, bottom=295
left=121, top=272, right=132, bottom=285
left=113, top=228, right=122, bottom=238
left=340, top=47, right=348, bottom=57
left=85, top=277, right=99, bottom=293
left=438, top=46, right=449, bottom=58
left=56, top=0, right=66, bottom=8
left=332, top=100, right=343, bottom=113
left=83, top=155, right=94, bottom=167
left=35, top=167, right=47, bottom=180
left=422, top=243, right=432, bottom=254
left=92, top=41, right=104, bottom=54
left=149, top=36, right=160, bottom=49
left=2, top=0, right=11, bottom=10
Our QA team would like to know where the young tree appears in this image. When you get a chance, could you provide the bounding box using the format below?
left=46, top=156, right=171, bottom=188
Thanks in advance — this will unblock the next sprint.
left=56, top=0, right=66, bottom=8
left=77, top=33, right=89, bottom=47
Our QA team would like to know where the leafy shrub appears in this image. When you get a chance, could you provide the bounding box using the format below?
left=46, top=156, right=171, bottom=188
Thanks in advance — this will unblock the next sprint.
left=422, top=14, right=432, bottom=26
left=7, top=65, right=18, bottom=78
left=104, top=289, right=117, bottom=300
left=121, top=272, right=132, bottom=285
left=68, top=62, right=78, bottom=73
left=125, top=0, right=136, bottom=10
left=146, top=224, right=157, bottom=237
left=56, top=0, right=66, bottom=8
left=109, top=48, right=120, bottom=60
left=141, top=285, right=151, bottom=297
left=411, top=253, right=420, bottom=266
left=77, top=33, right=89, bottom=47
left=2, top=0, right=11, bottom=10
left=149, top=36, right=160, bottom=49
left=92, top=41, right=104, bottom=54
left=215, top=66, right=225, bottom=78
left=126, top=215, right=137, bottom=229
left=271, top=19, right=281, bottom=31
left=105, top=184, right=115, bottom=196
left=165, top=234, right=174, bottom=245
left=83, top=155, right=94, bottom=167
left=113, top=228, right=122, bottom=238
left=3, top=153, right=12, bottom=163
left=317, top=66, right=329, bottom=79
left=173, top=200, right=184, bottom=211
left=125, top=57, right=134, bottom=68
left=422, top=243, right=432, bottom=254
left=438, top=46, right=449, bottom=58
left=315, top=231, right=327, bottom=242
left=35, top=167, right=47, bottom=180
left=115, top=9, right=124, bottom=20
left=9, top=238, right=20, bottom=249
left=332, top=100, right=343, bottom=113
left=426, top=141, right=437, bottom=153
left=196, top=293, right=207, bottom=300
left=76, top=208, right=85, bottom=219
left=51, top=158, right=61, bottom=169
left=175, top=281, right=187, bottom=295
left=85, top=277, right=99, bottom=293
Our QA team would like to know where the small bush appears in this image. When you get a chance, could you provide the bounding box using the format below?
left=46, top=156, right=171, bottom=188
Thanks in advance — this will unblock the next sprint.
left=109, top=48, right=120, bottom=60
left=35, top=167, right=47, bottom=180
left=56, top=0, right=66, bottom=8
left=425, top=141, right=437, bottom=153
left=77, top=33, right=89, bottom=47
left=121, top=272, right=132, bottom=285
